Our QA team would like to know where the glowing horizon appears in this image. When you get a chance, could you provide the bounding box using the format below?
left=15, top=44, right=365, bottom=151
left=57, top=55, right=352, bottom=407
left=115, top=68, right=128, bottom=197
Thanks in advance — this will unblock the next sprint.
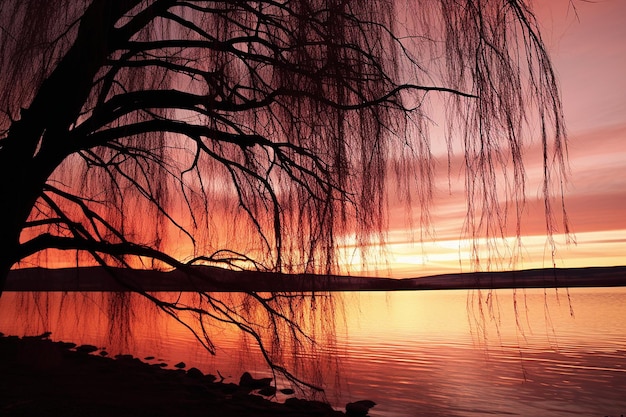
left=369, top=1, right=626, bottom=277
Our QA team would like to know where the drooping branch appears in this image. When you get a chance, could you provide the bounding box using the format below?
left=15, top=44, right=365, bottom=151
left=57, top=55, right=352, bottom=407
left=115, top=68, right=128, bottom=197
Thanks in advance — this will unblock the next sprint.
left=1, top=0, right=570, bottom=390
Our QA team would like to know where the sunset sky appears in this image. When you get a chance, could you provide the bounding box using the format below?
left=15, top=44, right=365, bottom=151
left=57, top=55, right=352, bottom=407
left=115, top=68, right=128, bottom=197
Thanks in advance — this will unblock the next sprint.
left=364, top=0, right=626, bottom=278
left=12, top=1, right=624, bottom=278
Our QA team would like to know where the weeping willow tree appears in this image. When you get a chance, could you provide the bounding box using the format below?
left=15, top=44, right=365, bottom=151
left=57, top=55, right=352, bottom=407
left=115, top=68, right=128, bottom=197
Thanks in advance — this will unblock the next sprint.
left=0, top=0, right=567, bottom=388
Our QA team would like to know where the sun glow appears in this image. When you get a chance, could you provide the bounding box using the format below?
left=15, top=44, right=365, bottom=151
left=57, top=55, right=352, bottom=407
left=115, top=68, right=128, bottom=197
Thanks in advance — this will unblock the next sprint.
left=338, top=229, right=626, bottom=279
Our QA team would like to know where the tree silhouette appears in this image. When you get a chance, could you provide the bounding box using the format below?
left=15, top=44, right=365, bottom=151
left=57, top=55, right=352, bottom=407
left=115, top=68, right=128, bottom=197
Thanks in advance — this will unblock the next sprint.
left=0, top=0, right=568, bottom=387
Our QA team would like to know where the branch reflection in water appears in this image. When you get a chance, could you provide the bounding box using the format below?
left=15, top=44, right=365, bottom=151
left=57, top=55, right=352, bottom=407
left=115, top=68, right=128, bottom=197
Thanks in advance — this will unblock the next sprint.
left=0, top=290, right=342, bottom=396
left=1, top=288, right=626, bottom=416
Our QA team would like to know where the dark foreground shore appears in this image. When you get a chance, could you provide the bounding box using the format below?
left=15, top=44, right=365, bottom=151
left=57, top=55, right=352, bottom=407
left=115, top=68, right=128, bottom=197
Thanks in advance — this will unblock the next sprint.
left=0, top=334, right=365, bottom=417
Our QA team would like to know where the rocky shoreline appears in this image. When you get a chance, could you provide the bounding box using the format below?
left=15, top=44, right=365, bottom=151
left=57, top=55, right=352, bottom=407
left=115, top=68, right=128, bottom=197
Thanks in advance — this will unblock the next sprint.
left=0, top=333, right=374, bottom=417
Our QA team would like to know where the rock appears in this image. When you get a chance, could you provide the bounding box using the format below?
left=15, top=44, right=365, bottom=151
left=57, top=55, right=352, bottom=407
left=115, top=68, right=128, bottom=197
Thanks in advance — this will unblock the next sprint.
left=99, top=350, right=108, bottom=357
left=174, top=361, right=186, bottom=369
left=57, top=341, right=76, bottom=349
left=115, top=354, right=134, bottom=360
left=285, top=398, right=336, bottom=413
left=187, top=367, right=204, bottom=378
left=76, top=344, right=98, bottom=354
left=346, top=400, right=376, bottom=416
left=258, top=386, right=277, bottom=396
left=221, top=382, right=239, bottom=394
left=239, top=372, right=272, bottom=389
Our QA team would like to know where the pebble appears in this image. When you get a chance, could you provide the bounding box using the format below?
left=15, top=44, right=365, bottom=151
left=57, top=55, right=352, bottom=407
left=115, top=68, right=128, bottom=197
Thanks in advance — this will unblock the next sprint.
left=345, top=400, right=376, bottom=416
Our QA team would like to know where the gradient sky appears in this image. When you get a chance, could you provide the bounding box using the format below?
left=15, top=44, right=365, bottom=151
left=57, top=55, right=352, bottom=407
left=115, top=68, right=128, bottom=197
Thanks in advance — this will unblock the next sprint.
left=15, top=1, right=624, bottom=277
left=360, top=0, right=626, bottom=278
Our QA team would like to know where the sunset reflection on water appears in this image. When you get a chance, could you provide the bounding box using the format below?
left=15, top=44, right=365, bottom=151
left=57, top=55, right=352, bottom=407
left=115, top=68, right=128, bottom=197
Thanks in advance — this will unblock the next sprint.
left=2, top=287, right=626, bottom=416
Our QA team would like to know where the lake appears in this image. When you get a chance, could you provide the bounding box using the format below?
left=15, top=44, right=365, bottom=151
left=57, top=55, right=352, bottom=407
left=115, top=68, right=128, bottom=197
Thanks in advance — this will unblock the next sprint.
left=1, top=287, right=625, bottom=416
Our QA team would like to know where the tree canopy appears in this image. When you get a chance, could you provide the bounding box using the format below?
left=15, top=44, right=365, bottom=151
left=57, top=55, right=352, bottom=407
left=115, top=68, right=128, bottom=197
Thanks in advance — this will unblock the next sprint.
left=0, top=0, right=569, bottom=387
left=0, top=0, right=568, bottom=277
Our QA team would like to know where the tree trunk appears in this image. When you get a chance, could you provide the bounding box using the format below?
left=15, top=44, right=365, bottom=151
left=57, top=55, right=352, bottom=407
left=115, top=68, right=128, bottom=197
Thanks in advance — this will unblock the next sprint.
left=0, top=0, right=145, bottom=295
left=0, top=117, right=44, bottom=295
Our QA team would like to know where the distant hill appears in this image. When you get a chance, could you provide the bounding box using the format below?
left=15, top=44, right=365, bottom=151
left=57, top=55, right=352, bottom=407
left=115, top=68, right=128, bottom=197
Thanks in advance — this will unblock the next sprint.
left=5, top=265, right=626, bottom=292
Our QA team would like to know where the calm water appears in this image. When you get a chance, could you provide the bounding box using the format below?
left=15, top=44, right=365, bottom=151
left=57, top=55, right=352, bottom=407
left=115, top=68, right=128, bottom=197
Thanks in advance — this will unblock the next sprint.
left=1, top=287, right=625, bottom=416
